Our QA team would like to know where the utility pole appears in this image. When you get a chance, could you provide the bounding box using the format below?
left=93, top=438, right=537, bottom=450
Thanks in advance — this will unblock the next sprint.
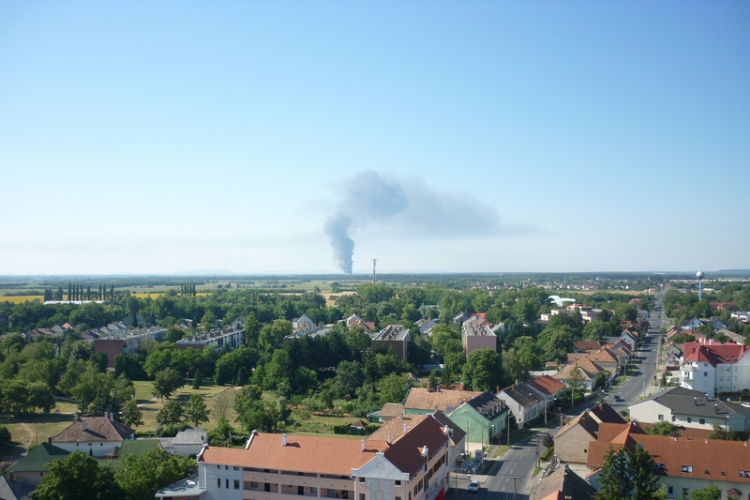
left=372, top=259, right=377, bottom=285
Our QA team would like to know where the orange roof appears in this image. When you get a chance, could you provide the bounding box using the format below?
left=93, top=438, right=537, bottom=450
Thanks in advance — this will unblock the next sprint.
left=201, top=434, right=389, bottom=475
left=587, top=427, right=750, bottom=483
left=527, top=375, right=566, bottom=396
left=369, top=414, right=429, bottom=442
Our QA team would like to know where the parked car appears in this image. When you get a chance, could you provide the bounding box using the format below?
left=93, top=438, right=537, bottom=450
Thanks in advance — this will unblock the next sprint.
left=614, top=394, right=622, bottom=402
left=467, top=481, right=479, bottom=493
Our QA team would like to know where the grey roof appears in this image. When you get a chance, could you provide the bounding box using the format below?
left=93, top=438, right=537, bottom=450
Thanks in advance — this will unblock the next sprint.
left=156, top=474, right=204, bottom=498
left=638, top=387, right=750, bottom=419
left=431, top=410, right=467, bottom=445
left=530, top=465, right=596, bottom=500
left=0, top=475, right=33, bottom=500
left=466, top=391, right=508, bottom=420
left=172, top=428, right=206, bottom=445
left=500, top=382, right=545, bottom=408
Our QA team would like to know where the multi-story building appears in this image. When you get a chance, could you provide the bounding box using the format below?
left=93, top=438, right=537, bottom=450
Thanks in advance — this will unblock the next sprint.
left=176, top=323, right=245, bottom=351
left=160, top=415, right=452, bottom=500
left=679, top=340, right=750, bottom=396
left=372, top=325, right=410, bottom=360
left=461, top=318, right=496, bottom=358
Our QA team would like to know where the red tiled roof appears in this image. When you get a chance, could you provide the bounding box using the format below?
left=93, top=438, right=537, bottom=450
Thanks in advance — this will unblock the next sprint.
left=588, top=430, right=750, bottom=484
left=527, top=375, right=566, bottom=396
left=201, top=434, right=388, bottom=475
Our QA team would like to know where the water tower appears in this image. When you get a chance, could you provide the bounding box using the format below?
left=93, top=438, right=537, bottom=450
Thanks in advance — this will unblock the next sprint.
left=696, top=271, right=704, bottom=301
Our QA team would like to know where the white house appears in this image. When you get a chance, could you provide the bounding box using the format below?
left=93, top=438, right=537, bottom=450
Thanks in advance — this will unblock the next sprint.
left=629, top=387, right=750, bottom=433
left=679, top=340, right=750, bottom=396
left=50, top=414, right=135, bottom=457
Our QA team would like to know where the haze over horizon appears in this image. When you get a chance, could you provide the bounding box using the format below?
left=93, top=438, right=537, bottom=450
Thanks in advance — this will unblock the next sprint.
left=2, top=2, right=748, bottom=275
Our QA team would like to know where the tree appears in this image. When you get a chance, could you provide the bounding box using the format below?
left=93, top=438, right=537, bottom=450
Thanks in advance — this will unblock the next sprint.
left=184, top=394, right=210, bottom=427
left=152, top=368, right=184, bottom=403
left=688, top=485, right=721, bottom=500
left=114, top=448, right=194, bottom=500
left=192, top=370, right=203, bottom=389
left=594, top=444, right=666, bottom=500
left=33, top=451, right=124, bottom=500
left=121, top=398, right=144, bottom=428
left=566, top=366, right=586, bottom=408
left=156, top=400, right=185, bottom=427
left=462, top=349, right=503, bottom=391
left=644, top=421, right=679, bottom=437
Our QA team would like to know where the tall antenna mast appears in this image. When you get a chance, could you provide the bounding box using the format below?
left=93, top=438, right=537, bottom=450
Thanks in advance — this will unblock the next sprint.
left=373, top=259, right=377, bottom=285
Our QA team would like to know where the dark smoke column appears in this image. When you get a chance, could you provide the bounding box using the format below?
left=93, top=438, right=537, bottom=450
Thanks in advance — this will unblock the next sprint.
left=324, top=213, right=354, bottom=274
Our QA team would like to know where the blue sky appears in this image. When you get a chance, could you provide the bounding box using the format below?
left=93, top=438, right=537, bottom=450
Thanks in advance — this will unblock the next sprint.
left=1, top=2, right=748, bottom=275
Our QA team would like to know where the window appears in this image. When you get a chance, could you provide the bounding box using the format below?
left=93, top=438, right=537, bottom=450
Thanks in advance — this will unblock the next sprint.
left=217, top=465, right=220, bottom=470
left=359, top=478, right=366, bottom=483
left=668, top=487, right=673, bottom=495
left=658, top=414, right=663, bottom=421
left=396, top=497, right=401, bottom=500
left=705, top=470, right=710, bottom=475
left=360, top=494, right=366, bottom=500
left=226, top=479, right=229, bottom=489
left=704, top=372, right=708, bottom=377
left=311, top=488, right=317, bottom=495
left=218, top=478, right=221, bottom=488
left=681, top=466, right=693, bottom=473
left=722, top=472, right=726, bottom=476
left=700, top=418, right=705, bottom=425
left=395, top=481, right=402, bottom=486
left=235, top=480, right=240, bottom=490
left=687, top=417, right=692, bottom=423
left=234, top=466, right=240, bottom=471
left=251, top=482, right=259, bottom=489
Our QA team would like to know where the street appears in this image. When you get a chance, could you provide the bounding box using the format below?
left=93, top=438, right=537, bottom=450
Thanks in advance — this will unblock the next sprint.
left=449, top=288, right=665, bottom=500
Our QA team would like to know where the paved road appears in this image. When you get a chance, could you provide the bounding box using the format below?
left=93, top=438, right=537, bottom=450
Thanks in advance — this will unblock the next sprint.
left=453, top=288, right=667, bottom=499
left=610, top=289, right=664, bottom=408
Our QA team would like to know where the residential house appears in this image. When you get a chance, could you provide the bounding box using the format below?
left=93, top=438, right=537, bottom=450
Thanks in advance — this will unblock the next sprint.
left=179, top=415, right=452, bottom=500
left=617, top=329, right=638, bottom=351
left=403, top=388, right=507, bottom=451
left=461, top=318, right=496, bottom=358
left=372, top=325, right=410, bottom=360
left=416, top=319, right=439, bottom=337
left=404, top=388, right=482, bottom=415
left=292, top=315, right=315, bottom=331
left=629, top=387, right=750, bottom=433
left=161, top=428, right=208, bottom=457
left=369, top=403, right=406, bottom=423
left=6, top=438, right=159, bottom=487
left=553, top=360, right=602, bottom=392
left=452, top=312, right=470, bottom=325
left=0, top=474, right=33, bottom=500
left=587, top=421, right=750, bottom=499
left=346, top=314, right=376, bottom=333
left=585, top=349, right=620, bottom=378
left=369, top=411, right=466, bottom=469
left=682, top=317, right=705, bottom=331
left=573, top=341, right=600, bottom=353
left=552, top=404, right=625, bottom=464
left=527, top=375, right=567, bottom=424
left=679, top=340, right=750, bottom=395
left=529, top=465, right=595, bottom=500
left=451, top=391, right=508, bottom=448
left=50, top=414, right=135, bottom=458
left=496, top=382, right=546, bottom=428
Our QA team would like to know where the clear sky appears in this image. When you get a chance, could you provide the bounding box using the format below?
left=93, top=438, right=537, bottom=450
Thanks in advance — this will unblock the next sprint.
left=1, top=2, right=748, bottom=275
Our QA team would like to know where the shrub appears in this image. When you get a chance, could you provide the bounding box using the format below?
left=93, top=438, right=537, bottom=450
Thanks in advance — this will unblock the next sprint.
left=0, top=425, right=11, bottom=443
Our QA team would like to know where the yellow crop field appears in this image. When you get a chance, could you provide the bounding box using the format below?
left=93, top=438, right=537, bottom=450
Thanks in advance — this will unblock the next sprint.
left=1, top=295, right=43, bottom=303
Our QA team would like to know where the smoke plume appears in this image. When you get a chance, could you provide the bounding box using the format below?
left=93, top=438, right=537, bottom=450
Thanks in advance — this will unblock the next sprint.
left=324, top=171, right=501, bottom=273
